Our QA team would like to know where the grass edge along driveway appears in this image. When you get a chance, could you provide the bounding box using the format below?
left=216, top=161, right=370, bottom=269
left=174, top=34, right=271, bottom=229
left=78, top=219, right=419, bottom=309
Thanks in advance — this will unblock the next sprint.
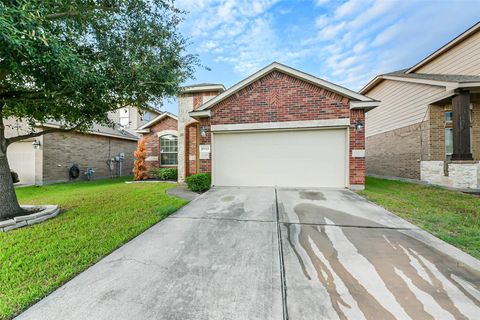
left=357, top=176, right=480, bottom=260
left=0, top=178, right=187, bottom=320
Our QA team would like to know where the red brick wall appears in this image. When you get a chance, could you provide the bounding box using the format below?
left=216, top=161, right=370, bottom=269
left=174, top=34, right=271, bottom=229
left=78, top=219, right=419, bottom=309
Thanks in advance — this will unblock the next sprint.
left=143, top=116, right=178, bottom=174
left=190, top=91, right=220, bottom=110
left=210, top=71, right=350, bottom=124
left=198, top=117, right=212, bottom=173
left=194, top=70, right=366, bottom=187
left=349, top=109, right=365, bottom=185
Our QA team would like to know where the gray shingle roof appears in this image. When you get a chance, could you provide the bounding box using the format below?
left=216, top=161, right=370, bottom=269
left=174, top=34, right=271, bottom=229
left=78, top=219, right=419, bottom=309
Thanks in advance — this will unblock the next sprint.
left=44, top=120, right=138, bottom=140
left=384, top=70, right=480, bottom=83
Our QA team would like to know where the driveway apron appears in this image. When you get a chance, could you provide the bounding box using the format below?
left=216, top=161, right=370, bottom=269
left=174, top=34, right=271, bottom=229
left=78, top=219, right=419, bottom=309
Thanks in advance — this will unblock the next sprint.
left=16, top=187, right=480, bottom=320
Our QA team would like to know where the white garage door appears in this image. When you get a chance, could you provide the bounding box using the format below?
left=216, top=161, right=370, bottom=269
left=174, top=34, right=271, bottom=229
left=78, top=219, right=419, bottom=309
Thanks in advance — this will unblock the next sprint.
left=213, top=129, right=347, bottom=188
left=7, top=142, right=36, bottom=185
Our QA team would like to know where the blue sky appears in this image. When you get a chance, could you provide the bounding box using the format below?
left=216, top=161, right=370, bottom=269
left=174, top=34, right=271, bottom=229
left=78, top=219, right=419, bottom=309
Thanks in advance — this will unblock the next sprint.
left=162, top=0, right=480, bottom=114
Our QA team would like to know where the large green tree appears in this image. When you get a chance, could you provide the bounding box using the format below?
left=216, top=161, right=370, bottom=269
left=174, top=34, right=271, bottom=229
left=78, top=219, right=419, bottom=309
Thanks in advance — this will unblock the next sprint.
left=0, top=0, right=198, bottom=218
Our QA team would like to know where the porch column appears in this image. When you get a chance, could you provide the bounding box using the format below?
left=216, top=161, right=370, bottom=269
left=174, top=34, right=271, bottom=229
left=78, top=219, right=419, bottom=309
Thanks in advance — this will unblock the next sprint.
left=451, top=90, right=473, bottom=160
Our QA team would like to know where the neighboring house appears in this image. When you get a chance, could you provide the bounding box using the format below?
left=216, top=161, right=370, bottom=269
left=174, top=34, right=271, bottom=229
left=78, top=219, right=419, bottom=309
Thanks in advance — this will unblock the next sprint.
left=139, top=62, right=378, bottom=189
left=109, top=105, right=162, bottom=137
left=361, top=22, right=480, bottom=190
left=135, top=112, right=179, bottom=172
left=6, top=105, right=159, bottom=185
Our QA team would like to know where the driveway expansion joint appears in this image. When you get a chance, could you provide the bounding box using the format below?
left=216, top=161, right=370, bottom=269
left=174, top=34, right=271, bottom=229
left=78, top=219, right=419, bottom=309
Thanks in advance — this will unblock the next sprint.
left=275, top=188, right=289, bottom=320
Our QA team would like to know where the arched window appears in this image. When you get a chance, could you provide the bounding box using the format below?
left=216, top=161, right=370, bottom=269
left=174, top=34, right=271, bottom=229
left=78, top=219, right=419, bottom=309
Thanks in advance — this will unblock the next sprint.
left=160, top=134, right=178, bottom=165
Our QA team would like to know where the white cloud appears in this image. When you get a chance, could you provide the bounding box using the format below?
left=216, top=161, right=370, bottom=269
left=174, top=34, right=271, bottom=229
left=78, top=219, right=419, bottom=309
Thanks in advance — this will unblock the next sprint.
left=315, top=0, right=330, bottom=6
left=175, top=0, right=480, bottom=92
left=334, top=0, right=365, bottom=19
left=372, top=23, right=400, bottom=46
left=319, top=21, right=346, bottom=40
left=315, top=15, right=329, bottom=28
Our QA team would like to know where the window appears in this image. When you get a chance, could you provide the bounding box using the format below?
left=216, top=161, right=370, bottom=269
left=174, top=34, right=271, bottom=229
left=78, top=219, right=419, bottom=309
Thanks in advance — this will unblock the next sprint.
left=445, top=128, right=453, bottom=160
left=445, top=111, right=453, bottom=123
left=143, top=111, right=152, bottom=122
left=119, top=108, right=130, bottom=127
left=444, top=110, right=472, bottom=161
left=160, top=134, right=178, bottom=165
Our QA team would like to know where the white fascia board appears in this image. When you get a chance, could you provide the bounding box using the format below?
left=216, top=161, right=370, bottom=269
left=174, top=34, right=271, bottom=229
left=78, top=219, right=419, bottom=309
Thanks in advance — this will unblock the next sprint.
left=196, top=62, right=373, bottom=112
left=135, top=129, right=150, bottom=134
left=189, top=110, right=211, bottom=118
left=350, top=101, right=380, bottom=110
left=181, top=85, right=225, bottom=93
left=382, top=75, right=450, bottom=87
left=454, top=82, right=480, bottom=90
left=211, top=119, right=350, bottom=132
left=359, top=76, right=383, bottom=94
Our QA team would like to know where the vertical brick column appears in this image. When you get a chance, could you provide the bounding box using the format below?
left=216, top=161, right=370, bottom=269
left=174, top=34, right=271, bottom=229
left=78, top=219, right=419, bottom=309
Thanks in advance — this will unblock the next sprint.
left=198, top=117, right=212, bottom=173
left=349, top=109, right=365, bottom=187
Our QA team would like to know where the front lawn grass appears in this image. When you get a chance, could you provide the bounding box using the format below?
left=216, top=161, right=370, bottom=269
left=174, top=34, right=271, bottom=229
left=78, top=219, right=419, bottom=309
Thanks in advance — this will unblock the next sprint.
left=0, top=178, right=187, bottom=320
left=357, top=177, right=480, bottom=259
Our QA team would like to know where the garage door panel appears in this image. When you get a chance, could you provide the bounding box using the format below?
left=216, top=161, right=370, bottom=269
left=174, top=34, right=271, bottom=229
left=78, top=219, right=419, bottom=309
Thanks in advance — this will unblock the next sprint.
left=7, top=142, right=36, bottom=185
left=213, top=129, right=346, bottom=188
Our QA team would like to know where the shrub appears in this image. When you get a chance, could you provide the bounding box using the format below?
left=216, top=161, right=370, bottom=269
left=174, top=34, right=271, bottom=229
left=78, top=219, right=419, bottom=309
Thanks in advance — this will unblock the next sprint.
left=152, top=168, right=178, bottom=181
left=186, top=173, right=211, bottom=192
left=133, top=138, right=148, bottom=180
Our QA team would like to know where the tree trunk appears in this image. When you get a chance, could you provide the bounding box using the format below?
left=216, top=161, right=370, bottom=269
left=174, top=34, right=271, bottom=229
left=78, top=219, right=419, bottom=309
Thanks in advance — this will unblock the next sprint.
left=0, top=114, right=25, bottom=219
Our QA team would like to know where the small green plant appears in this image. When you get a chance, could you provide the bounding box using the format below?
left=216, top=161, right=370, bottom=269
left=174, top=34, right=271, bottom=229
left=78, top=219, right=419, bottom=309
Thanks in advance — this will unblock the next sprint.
left=152, top=168, right=178, bottom=181
left=186, top=173, right=211, bottom=192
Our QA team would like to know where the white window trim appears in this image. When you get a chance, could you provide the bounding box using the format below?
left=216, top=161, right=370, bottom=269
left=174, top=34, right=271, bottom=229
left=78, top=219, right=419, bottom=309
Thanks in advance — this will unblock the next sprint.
left=156, top=130, right=178, bottom=137
left=159, top=134, right=178, bottom=166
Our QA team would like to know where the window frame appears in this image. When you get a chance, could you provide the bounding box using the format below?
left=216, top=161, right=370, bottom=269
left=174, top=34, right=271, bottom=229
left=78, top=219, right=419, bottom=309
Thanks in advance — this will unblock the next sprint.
left=119, top=107, right=130, bottom=127
left=159, top=134, right=178, bottom=166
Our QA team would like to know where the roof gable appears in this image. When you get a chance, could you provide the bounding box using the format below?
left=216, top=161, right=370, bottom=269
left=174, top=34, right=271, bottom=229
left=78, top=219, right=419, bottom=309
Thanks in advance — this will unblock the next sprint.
left=406, top=22, right=480, bottom=73
left=136, top=112, right=177, bottom=131
left=193, top=62, right=375, bottom=114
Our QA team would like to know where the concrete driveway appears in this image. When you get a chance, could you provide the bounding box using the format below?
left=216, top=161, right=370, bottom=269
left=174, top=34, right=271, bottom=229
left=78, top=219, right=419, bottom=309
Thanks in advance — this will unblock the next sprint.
left=17, top=187, right=480, bottom=320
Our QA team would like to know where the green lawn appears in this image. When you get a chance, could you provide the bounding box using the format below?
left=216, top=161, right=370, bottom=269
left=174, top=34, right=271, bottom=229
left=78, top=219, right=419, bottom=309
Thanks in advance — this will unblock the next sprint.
left=358, top=177, right=480, bottom=259
left=0, top=178, right=187, bottom=320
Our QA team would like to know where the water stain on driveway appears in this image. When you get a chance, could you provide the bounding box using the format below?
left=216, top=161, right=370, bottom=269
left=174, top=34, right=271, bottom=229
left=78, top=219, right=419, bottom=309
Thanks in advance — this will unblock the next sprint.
left=283, top=200, right=480, bottom=320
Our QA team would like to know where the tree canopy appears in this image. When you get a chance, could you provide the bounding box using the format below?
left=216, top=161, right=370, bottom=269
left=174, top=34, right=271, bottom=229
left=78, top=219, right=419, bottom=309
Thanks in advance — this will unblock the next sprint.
left=0, top=0, right=198, bottom=141
left=0, top=0, right=199, bottom=218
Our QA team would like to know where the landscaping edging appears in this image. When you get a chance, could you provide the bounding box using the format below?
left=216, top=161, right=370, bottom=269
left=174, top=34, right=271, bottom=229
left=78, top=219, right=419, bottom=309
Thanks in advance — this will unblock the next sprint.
left=0, top=205, right=60, bottom=232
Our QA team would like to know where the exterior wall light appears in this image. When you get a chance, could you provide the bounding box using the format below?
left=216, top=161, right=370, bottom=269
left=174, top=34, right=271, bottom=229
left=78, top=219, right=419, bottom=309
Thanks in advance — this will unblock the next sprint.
left=200, top=126, right=207, bottom=138
left=355, top=120, right=364, bottom=132
left=32, top=140, right=41, bottom=149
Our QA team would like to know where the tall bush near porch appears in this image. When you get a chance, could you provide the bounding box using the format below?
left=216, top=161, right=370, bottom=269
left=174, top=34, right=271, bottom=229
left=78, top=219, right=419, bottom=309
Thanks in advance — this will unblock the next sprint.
left=133, top=138, right=148, bottom=180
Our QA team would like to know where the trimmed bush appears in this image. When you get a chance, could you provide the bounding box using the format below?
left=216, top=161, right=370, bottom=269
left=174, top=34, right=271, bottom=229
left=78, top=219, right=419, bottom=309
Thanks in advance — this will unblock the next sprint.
left=186, top=173, right=211, bottom=192
left=152, top=168, right=178, bottom=181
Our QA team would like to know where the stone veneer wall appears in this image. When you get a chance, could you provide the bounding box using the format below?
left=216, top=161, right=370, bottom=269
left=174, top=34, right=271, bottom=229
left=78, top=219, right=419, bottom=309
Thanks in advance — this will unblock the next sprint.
left=421, top=161, right=480, bottom=189
left=42, top=131, right=136, bottom=184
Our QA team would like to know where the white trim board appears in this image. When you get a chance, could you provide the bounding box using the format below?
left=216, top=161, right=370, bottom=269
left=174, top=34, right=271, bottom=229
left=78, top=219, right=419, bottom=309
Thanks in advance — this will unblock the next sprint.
left=211, top=119, right=350, bottom=132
